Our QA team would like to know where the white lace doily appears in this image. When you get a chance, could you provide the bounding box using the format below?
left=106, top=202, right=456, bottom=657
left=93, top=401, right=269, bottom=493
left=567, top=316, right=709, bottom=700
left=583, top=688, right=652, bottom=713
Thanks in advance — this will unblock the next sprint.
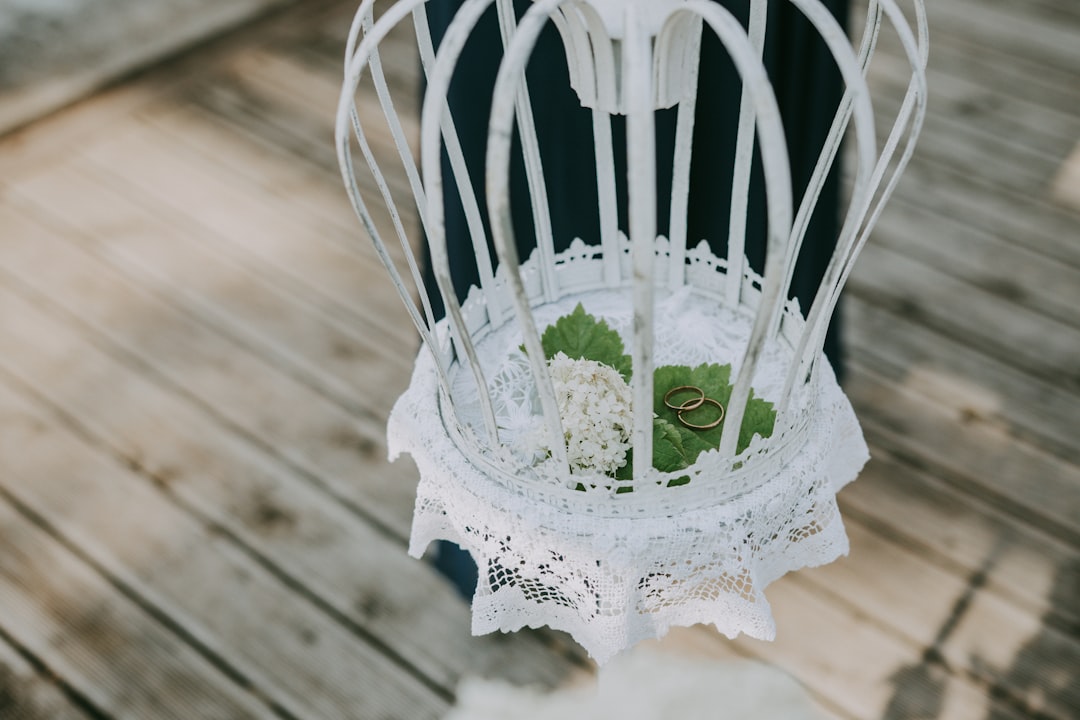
left=390, top=241, right=869, bottom=664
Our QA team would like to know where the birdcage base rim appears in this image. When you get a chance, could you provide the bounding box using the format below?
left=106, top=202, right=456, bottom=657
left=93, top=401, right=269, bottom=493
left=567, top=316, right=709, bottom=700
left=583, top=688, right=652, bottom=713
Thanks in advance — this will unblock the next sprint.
left=434, top=246, right=834, bottom=516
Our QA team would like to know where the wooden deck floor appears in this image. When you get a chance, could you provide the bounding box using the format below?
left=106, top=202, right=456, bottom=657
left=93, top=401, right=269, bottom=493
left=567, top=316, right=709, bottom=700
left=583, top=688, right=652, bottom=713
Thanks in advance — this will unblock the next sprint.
left=0, top=1, right=1077, bottom=718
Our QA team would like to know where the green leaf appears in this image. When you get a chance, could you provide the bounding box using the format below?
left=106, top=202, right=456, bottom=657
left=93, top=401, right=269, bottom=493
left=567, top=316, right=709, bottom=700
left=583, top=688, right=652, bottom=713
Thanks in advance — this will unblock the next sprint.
left=539, top=303, right=632, bottom=380
left=652, top=362, right=776, bottom=460
left=652, top=363, right=729, bottom=462
left=651, top=417, right=693, bottom=473
left=739, top=393, right=776, bottom=454
left=612, top=417, right=693, bottom=484
left=614, top=448, right=634, bottom=481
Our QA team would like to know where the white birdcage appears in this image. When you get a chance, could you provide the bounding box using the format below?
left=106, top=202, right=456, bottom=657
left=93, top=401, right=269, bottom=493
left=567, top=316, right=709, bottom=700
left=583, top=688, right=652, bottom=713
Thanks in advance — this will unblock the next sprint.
left=336, top=0, right=926, bottom=663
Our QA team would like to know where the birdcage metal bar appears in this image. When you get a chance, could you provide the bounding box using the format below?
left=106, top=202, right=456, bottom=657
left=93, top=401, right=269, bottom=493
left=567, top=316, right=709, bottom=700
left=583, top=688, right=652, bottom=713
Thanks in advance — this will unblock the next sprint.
left=338, top=0, right=445, bottom=370
left=593, top=108, right=622, bottom=285
left=677, top=0, right=794, bottom=458
left=665, top=14, right=703, bottom=290
left=494, top=0, right=560, bottom=303
left=723, top=0, right=768, bottom=308
left=412, top=6, right=509, bottom=327
left=786, top=0, right=928, bottom=406
left=350, top=6, right=443, bottom=342
left=566, top=2, right=623, bottom=285
left=421, top=0, right=519, bottom=446
left=767, top=0, right=883, bottom=345
left=623, top=2, right=658, bottom=476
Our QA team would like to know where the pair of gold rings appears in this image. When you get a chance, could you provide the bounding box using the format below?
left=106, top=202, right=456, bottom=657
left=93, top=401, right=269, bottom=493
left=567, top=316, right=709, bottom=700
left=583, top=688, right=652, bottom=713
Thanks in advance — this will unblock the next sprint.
left=663, top=385, right=725, bottom=430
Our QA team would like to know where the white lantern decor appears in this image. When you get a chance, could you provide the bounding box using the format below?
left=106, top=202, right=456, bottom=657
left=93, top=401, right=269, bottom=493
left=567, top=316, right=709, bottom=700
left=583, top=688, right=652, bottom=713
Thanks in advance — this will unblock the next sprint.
left=336, top=0, right=927, bottom=663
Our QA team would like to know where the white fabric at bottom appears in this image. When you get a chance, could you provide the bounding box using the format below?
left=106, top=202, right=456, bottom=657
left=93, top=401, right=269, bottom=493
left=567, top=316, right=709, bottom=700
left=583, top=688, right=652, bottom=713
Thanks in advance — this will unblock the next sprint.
left=443, top=645, right=825, bottom=720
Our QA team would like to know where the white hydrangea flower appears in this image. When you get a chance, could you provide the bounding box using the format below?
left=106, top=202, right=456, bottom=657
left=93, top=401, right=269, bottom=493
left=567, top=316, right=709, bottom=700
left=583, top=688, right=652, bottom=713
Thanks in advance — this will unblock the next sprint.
left=541, top=352, right=633, bottom=476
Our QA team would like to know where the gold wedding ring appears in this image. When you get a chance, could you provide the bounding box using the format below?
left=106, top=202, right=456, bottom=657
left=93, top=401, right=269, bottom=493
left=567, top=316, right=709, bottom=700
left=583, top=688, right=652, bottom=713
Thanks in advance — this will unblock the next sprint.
left=677, top=397, right=725, bottom=430
left=663, top=385, right=706, bottom=411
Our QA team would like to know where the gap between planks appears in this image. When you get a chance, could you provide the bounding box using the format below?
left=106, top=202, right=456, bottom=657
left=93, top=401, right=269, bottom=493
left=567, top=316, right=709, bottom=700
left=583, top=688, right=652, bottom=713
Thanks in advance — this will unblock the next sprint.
left=0, top=627, right=98, bottom=720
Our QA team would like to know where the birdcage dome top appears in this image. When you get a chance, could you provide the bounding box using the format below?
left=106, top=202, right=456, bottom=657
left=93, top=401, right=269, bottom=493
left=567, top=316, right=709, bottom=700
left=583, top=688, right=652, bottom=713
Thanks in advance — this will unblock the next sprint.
left=337, top=0, right=926, bottom=662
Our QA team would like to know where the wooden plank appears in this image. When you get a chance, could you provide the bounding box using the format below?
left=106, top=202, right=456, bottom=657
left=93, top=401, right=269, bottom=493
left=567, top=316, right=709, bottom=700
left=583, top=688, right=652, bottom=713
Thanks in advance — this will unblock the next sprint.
left=837, top=441, right=1080, bottom=635
left=180, top=51, right=361, bottom=182
left=876, top=146, right=1080, bottom=273
left=0, top=378, right=448, bottom=720
left=872, top=87, right=1066, bottom=208
left=75, top=121, right=415, bottom=347
left=798, top=513, right=1080, bottom=720
left=867, top=40, right=1077, bottom=160
left=164, top=52, right=423, bottom=269
left=855, top=4, right=1080, bottom=122
left=135, top=101, right=432, bottom=337
left=849, top=243, right=1080, bottom=392
left=0, top=634, right=94, bottom=720
left=972, top=0, right=1080, bottom=25
left=0, top=0, right=295, bottom=136
left=1054, top=141, right=1080, bottom=214
left=29, top=157, right=407, bottom=418
left=0, top=204, right=416, bottom=538
left=0, top=0, right=344, bottom=179
left=0, top=80, right=162, bottom=185
left=212, top=41, right=420, bottom=201
left=924, top=0, right=1080, bottom=75
left=175, top=13, right=425, bottom=202
left=871, top=193, right=1080, bottom=332
left=859, top=19, right=1080, bottom=268
left=139, top=100, right=394, bottom=283
left=724, top=579, right=1024, bottom=720
left=0, top=496, right=271, bottom=720
left=0, top=271, right=574, bottom=695
left=281, top=25, right=422, bottom=121
left=300, top=0, right=420, bottom=71
left=142, top=101, right=371, bottom=250
left=845, top=298, right=1080, bottom=465
left=215, top=44, right=419, bottom=187
left=844, top=360, right=1080, bottom=547
left=234, top=44, right=422, bottom=210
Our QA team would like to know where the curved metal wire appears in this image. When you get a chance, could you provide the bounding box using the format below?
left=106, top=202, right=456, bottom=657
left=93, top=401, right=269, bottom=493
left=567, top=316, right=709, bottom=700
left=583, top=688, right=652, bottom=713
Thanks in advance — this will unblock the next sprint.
left=337, top=0, right=928, bottom=487
left=785, top=0, right=928, bottom=404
